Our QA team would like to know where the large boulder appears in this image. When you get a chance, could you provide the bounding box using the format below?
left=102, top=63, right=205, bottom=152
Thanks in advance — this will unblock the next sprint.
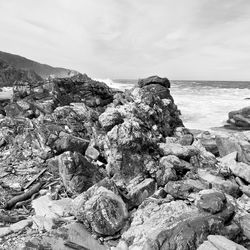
left=58, top=151, right=105, bottom=193
left=121, top=198, right=234, bottom=249
left=73, top=178, right=128, bottom=236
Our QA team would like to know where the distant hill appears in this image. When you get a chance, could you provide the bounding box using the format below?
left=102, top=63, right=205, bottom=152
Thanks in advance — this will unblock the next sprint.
left=0, top=59, right=42, bottom=87
left=0, top=51, right=79, bottom=79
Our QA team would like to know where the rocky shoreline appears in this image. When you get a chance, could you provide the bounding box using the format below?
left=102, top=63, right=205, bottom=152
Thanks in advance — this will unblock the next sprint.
left=0, top=69, right=250, bottom=249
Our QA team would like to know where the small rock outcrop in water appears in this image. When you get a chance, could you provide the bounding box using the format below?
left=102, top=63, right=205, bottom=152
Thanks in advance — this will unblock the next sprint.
left=227, top=106, right=250, bottom=129
left=0, top=74, right=249, bottom=249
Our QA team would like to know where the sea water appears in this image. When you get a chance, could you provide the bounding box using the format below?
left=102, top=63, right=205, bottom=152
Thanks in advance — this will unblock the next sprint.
left=96, top=78, right=250, bottom=130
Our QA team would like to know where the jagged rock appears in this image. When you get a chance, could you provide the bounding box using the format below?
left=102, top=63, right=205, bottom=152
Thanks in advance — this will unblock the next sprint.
left=198, top=169, right=240, bottom=197
left=137, top=76, right=171, bottom=88
left=121, top=198, right=234, bottom=249
left=54, top=132, right=89, bottom=154
left=85, top=145, right=100, bottom=160
left=58, top=151, right=105, bottom=193
left=73, top=179, right=128, bottom=236
left=239, top=214, right=250, bottom=240
left=127, top=178, right=156, bottom=208
left=197, top=190, right=227, bottom=214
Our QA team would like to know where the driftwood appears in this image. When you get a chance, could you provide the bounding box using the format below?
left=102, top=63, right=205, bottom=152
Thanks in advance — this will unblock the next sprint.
left=64, top=241, right=89, bottom=250
left=22, top=168, right=47, bottom=190
left=4, top=182, right=43, bottom=209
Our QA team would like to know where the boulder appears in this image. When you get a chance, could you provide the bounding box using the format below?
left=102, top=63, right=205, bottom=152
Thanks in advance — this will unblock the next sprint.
left=158, top=142, right=199, bottom=159
left=197, top=190, right=227, bottom=214
left=228, top=106, right=250, bottom=128
left=127, top=178, right=156, bottom=208
left=73, top=180, right=128, bottom=236
left=137, top=76, right=171, bottom=88
left=215, top=132, right=250, bottom=164
left=196, top=131, right=219, bottom=156
left=239, top=214, right=250, bottom=240
left=198, top=169, right=240, bottom=197
left=121, top=198, right=234, bottom=249
left=165, top=179, right=207, bottom=199
left=58, top=151, right=105, bottom=193
left=174, top=127, right=194, bottom=146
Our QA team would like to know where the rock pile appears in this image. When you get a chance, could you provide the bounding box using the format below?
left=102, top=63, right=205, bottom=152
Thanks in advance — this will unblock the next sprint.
left=0, top=74, right=249, bottom=249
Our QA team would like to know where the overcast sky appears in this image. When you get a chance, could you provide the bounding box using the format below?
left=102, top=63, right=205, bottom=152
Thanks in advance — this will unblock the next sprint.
left=0, top=0, right=250, bottom=80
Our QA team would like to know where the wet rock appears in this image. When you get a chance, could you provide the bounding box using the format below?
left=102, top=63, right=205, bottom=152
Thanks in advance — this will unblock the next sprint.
left=228, top=106, right=250, bottom=129
left=73, top=182, right=128, bottom=236
left=197, top=190, right=226, bottom=214
left=58, top=151, right=105, bottom=193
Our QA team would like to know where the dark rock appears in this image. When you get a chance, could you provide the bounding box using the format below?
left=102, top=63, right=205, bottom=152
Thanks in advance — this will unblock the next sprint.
left=228, top=106, right=250, bottom=128
left=197, top=190, right=227, bottom=214
left=137, top=76, right=171, bottom=88
left=174, top=127, right=194, bottom=146
left=127, top=178, right=156, bottom=208
left=165, top=179, right=207, bottom=199
left=58, top=151, right=105, bottom=193
left=196, top=131, right=219, bottom=156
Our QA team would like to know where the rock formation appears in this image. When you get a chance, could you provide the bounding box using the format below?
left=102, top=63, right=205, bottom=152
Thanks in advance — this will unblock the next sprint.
left=0, top=73, right=249, bottom=250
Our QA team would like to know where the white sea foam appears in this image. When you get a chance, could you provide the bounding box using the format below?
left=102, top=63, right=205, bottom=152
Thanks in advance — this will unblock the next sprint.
left=94, top=78, right=133, bottom=91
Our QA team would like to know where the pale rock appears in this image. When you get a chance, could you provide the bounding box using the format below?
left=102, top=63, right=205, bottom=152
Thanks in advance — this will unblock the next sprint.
left=207, top=235, right=247, bottom=250
left=0, top=227, right=12, bottom=237
left=10, top=219, right=32, bottom=233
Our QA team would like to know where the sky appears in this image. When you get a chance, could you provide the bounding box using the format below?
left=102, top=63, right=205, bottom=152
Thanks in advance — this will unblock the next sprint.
left=0, top=0, right=250, bottom=80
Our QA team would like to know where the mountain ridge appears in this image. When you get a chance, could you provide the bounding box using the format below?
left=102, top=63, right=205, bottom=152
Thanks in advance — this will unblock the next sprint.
left=0, top=51, right=79, bottom=79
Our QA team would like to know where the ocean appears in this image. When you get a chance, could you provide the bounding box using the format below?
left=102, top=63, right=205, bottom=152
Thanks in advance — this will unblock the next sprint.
left=95, top=79, right=250, bottom=130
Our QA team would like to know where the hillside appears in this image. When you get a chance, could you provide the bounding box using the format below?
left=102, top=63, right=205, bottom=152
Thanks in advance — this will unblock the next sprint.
left=0, top=51, right=79, bottom=79
left=0, top=59, right=42, bottom=87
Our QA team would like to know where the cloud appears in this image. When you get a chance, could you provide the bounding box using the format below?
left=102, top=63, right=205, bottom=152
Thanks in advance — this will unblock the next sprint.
left=0, top=0, right=250, bottom=80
